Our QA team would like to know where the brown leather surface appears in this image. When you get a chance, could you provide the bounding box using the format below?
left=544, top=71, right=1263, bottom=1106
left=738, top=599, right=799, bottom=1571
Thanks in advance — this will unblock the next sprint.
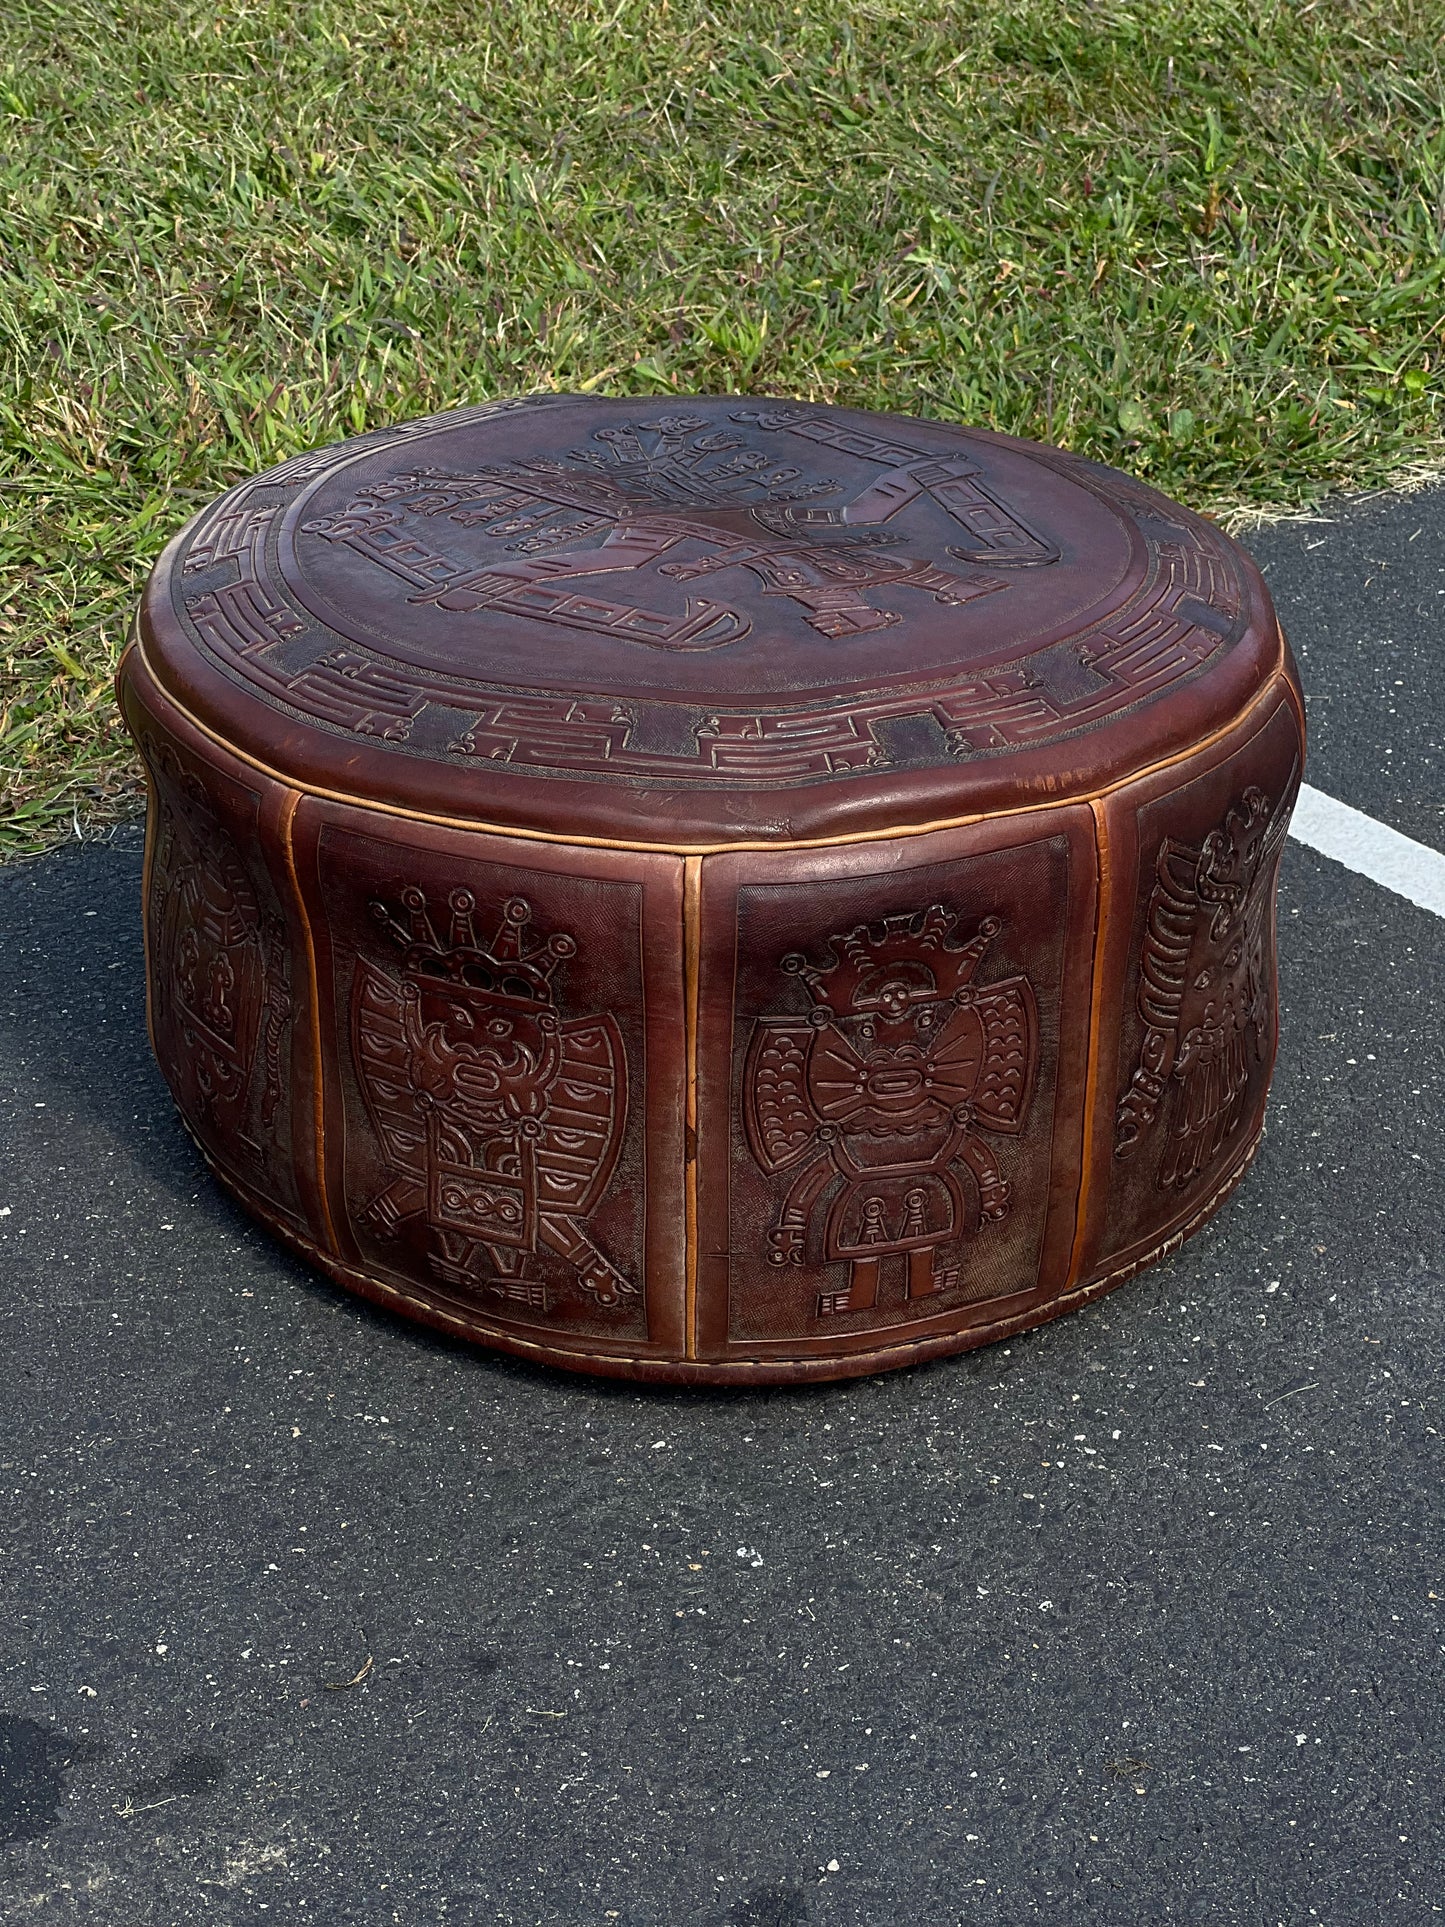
left=1074, top=690, right=1303, bottom=1286
left=693, top=807, right=1098, bottom=1365
left=287, top=797, right=688, bottom=1361
left=119, top=397, right=1305, bottom=1385
left=136, top=396, right=1284, bottom=845
left=119, top=666, right=326, bottom=1249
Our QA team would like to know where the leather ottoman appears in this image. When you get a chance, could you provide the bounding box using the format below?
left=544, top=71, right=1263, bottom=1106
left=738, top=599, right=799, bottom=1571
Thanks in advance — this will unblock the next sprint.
left=118, top=396, right=1304, bottom=1384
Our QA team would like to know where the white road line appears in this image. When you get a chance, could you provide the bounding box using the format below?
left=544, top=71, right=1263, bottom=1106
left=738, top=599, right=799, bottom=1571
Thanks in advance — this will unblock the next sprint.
left=1289, top=783, right=1445, bottom=918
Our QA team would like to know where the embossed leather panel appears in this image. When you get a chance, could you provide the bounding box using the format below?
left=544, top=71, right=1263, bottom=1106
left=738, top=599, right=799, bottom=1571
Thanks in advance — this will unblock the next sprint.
left=693, top=810, right=1097, bottom=1363
left=119, top=672, right=320, bottom=1242
left=120, top=395, right=1303, bottom=1385
left=1075, top=695, right=1304, bottom=1281
left=138, top=396, right=1282, bottom=844
left=288, top=803, right=686, bottom=1357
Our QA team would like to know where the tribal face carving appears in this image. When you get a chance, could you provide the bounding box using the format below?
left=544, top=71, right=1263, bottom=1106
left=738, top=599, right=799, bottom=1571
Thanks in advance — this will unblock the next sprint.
left=1115, top=767, right=1299, bottom=1188
left=744, top=903, right=1038, bottom=1318
left=352, top=888, right=633, bottom=1314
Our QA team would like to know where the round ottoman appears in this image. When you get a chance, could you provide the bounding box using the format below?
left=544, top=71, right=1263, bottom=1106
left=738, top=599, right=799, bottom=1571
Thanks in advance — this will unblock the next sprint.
left=118, top=395, right=1304, bottom=1384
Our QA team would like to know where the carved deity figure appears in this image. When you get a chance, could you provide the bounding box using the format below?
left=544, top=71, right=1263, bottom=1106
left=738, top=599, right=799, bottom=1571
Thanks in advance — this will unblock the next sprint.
left=352, top=890, right=632, bottom=1312
left=1115, top=768, right=1298, bottom=1187
left=744, top=905, right=1038, bottom=1317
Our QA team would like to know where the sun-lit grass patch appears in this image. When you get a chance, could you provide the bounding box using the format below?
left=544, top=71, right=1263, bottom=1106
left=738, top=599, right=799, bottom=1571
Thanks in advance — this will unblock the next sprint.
left=4, top=0, right=1444, bottom=854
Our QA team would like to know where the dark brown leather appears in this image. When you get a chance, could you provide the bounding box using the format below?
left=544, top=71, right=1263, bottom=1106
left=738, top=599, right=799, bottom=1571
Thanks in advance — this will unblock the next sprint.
left=119, top=395, right=1305, bottom=1384
left=135, top=397, right=1284, bottom=845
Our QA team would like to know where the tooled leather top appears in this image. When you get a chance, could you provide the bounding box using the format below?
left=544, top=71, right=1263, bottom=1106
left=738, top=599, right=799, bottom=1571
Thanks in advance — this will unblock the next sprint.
left=136, top=394, right=1282, bottom=845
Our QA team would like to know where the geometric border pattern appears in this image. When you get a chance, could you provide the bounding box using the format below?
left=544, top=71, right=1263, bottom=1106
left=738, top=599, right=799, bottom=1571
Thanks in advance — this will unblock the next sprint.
left=171, top=400, right=1252, bottom=792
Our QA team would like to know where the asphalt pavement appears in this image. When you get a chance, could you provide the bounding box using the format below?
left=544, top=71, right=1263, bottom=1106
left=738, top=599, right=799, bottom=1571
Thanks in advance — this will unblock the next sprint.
left=1, top=484, right=1442, bottom=1926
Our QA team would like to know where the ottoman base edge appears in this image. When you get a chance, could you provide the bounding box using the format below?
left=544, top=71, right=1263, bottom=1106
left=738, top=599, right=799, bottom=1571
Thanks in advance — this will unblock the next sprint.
left=184, top=1127, right=1265, bottom=1389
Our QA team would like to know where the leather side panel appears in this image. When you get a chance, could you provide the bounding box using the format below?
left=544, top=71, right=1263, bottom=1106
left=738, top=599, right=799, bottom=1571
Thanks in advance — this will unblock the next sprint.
left=289, top=800, right=687, bottom=1360
left=695, top=807, right=1098, bottom=1365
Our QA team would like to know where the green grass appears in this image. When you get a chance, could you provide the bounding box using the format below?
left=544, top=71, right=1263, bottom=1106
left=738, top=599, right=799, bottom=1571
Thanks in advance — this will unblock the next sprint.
left=4, top=0, right=1445, bottom=856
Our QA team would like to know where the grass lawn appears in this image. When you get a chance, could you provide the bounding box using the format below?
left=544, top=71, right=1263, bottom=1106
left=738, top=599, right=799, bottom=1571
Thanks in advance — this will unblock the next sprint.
left=3, top=0, right=1444, bottom=856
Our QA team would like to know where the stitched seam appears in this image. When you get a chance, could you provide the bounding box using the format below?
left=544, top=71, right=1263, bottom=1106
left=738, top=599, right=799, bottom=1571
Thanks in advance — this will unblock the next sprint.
left=682, top=856, right=702, bottom=1360
left=130, top=632, right=1289, bottom=858
left=1067, top=797, right=1112, bottom=1287
left=278, top=789, right=341, bottom=1257
left=194, top=1129, right=1262, bottom=1374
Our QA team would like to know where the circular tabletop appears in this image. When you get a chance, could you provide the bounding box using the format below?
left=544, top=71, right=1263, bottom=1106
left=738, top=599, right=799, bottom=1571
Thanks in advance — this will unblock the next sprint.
left=137, top=395, right=1282, bottom=846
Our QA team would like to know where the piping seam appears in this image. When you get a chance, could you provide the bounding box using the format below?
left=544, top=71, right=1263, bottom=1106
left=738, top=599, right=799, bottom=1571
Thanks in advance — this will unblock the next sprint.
left=278, top=789, right=341, bottom=1258
left=682, top=856, right=702, bottom=1359
left=131, top=630, right=1289, bottom=858
left=1066, top=797, right=1112, bottom=1288
left=137, top=754, right=160, bottom=1074
left=197, top=1130, right=1261, bottom=1374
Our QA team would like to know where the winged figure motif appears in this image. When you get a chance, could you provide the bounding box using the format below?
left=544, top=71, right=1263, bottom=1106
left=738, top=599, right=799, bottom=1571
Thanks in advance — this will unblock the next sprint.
left=351, top=888, right=632, bottom=1312
left=1115, top=765, right=1299, bottom=1187
left=744, top=904, right=1038, bottom=1317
